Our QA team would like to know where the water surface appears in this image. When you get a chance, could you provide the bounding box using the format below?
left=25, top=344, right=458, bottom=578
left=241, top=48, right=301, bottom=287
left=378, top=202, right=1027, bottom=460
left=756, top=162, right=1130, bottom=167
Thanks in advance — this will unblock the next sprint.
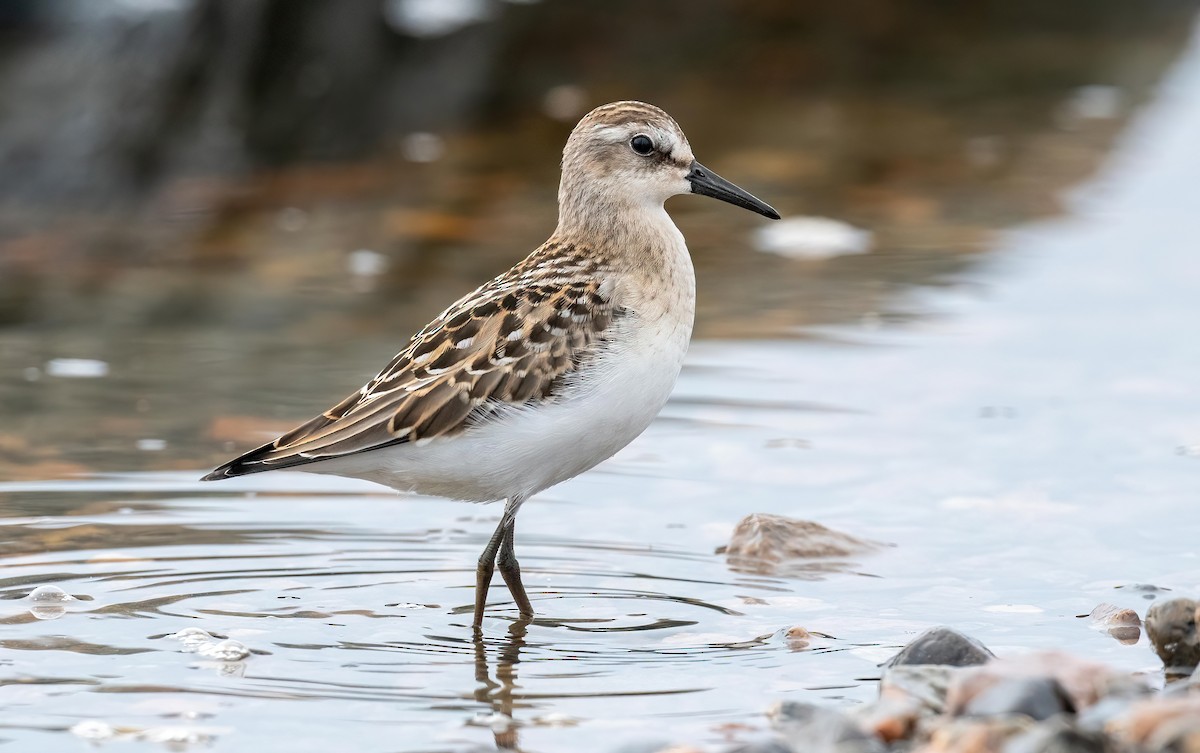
left=2, top=16, right=1200, bottom=753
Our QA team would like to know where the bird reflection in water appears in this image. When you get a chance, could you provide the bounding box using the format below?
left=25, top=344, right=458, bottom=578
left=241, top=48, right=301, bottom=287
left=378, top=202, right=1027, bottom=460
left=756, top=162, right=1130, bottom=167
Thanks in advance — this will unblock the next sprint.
left=473, top=619, right=530, bottom=750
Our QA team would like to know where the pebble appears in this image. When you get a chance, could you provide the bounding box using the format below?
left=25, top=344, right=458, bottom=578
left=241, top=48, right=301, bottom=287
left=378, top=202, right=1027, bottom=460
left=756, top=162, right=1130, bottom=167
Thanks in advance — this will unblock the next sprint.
left=785, top=626, right=813, bottom=650
left=1145, top=598, right=1200, bottom=676
left=885, top=626, right=995, bottom=668
left=1083, top=603, right=1141, bottom=644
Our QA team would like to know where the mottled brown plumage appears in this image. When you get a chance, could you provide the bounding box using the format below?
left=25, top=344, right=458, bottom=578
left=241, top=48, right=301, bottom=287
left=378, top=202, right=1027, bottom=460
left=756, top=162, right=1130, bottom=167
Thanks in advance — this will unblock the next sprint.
left=202, top=242, right=618, bottom=479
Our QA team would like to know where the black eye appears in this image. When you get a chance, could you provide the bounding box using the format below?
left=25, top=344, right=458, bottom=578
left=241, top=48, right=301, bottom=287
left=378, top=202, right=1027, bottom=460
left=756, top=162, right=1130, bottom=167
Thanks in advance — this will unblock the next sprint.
left=630, top=135, right=654, bottom=156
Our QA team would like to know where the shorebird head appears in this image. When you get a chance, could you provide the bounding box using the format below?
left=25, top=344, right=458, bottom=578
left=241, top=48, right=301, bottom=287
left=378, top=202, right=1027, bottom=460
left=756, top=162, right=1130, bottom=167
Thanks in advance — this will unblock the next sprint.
left=560, top=101, right=780, bottom=223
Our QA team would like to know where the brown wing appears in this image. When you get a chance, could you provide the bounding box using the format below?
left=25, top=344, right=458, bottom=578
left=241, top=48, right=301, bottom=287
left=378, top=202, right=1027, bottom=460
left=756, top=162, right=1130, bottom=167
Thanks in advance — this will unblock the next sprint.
left=201, top=244, right=618, bottom=480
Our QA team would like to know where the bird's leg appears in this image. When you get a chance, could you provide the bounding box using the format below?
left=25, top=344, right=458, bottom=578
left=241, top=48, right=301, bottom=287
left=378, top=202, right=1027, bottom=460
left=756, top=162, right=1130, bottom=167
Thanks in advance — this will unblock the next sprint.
left=474, top=496, right=528, bottom=628
left=497, top=516, right=534, bottom=620
left=474, top=518, right=508, bottom=629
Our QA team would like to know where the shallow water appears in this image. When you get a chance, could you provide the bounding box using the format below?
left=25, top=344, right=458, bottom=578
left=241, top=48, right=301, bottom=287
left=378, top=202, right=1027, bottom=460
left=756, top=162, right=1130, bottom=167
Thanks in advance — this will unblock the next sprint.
left=4, top=14, right=1200, bottom=753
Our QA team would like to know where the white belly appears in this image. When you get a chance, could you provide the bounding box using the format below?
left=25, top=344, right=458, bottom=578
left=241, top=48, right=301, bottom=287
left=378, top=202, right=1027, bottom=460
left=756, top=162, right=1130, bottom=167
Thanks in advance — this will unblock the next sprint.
left=305, top=310, right=692, bottom=502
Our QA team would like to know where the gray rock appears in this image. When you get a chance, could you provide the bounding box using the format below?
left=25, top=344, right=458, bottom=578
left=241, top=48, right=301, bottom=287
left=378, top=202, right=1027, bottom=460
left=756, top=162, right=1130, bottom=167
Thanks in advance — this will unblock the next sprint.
left=768, top=702, right=884, bottom=753
left=885, top=626, right=995, bottom=668
left=961, top=676, right=1075, bottom=721
left=1145, top=598, right=1200, bottom=676
left=1003, top=717, right=1112, bottom=753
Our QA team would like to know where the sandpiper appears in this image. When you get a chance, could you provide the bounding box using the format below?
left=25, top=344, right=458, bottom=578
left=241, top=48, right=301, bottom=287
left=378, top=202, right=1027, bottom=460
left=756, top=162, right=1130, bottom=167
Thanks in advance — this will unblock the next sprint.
left=202, top=101, right=779, bottom=628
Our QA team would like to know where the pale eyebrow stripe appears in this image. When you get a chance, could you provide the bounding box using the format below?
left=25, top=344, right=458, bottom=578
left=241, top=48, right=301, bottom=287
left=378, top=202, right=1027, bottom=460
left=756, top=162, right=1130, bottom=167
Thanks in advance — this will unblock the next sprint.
left=590, top=124, right=629, bottom=141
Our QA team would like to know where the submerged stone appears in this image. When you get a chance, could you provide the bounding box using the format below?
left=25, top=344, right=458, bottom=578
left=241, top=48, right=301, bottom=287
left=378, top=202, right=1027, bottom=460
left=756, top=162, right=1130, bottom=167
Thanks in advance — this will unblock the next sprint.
left=721, top=514, right=882, bottom=578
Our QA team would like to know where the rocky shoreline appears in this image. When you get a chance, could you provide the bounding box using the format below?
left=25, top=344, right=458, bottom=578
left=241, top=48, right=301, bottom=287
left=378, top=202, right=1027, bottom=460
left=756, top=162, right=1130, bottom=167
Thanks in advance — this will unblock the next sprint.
left=712, top=601, right=1200, bottom=753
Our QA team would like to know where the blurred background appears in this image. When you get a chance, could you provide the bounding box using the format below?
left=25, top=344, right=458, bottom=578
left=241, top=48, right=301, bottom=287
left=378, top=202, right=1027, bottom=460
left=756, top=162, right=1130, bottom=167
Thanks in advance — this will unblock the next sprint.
left=3, top=0, right=1197, bottom=479
left=3, top=3, right=1200, bottom=751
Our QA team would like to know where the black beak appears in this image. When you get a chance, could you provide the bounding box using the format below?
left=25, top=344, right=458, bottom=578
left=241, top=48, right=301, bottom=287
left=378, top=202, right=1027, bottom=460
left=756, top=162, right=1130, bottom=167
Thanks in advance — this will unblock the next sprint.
left=687, top=160, right=780, bottom=220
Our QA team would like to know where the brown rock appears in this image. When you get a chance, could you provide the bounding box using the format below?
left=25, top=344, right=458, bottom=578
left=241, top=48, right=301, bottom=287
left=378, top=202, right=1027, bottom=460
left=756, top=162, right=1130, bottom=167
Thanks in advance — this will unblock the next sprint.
left=856, top=696, right=924, bottom=743
left=785, top=626, right=812, bottom=650
left=721, top=514, right=882, bottom=577
left=1086, top=603, right=1141, bottom=628
left=914, top=717, right=1032, bottom=753
left=1145, top=598, right=1200, bottom=676
left=1108, top=696, right=1200, bottom=751
left=1082, top=603, right=1142, bottom=645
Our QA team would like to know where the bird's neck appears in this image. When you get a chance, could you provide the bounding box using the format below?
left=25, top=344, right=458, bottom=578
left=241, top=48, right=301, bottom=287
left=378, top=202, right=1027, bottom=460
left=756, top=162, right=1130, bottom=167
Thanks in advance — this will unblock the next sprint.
left=552, top=187, right=695, bottom=320
left=554, top=188, right=686, bottom=268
